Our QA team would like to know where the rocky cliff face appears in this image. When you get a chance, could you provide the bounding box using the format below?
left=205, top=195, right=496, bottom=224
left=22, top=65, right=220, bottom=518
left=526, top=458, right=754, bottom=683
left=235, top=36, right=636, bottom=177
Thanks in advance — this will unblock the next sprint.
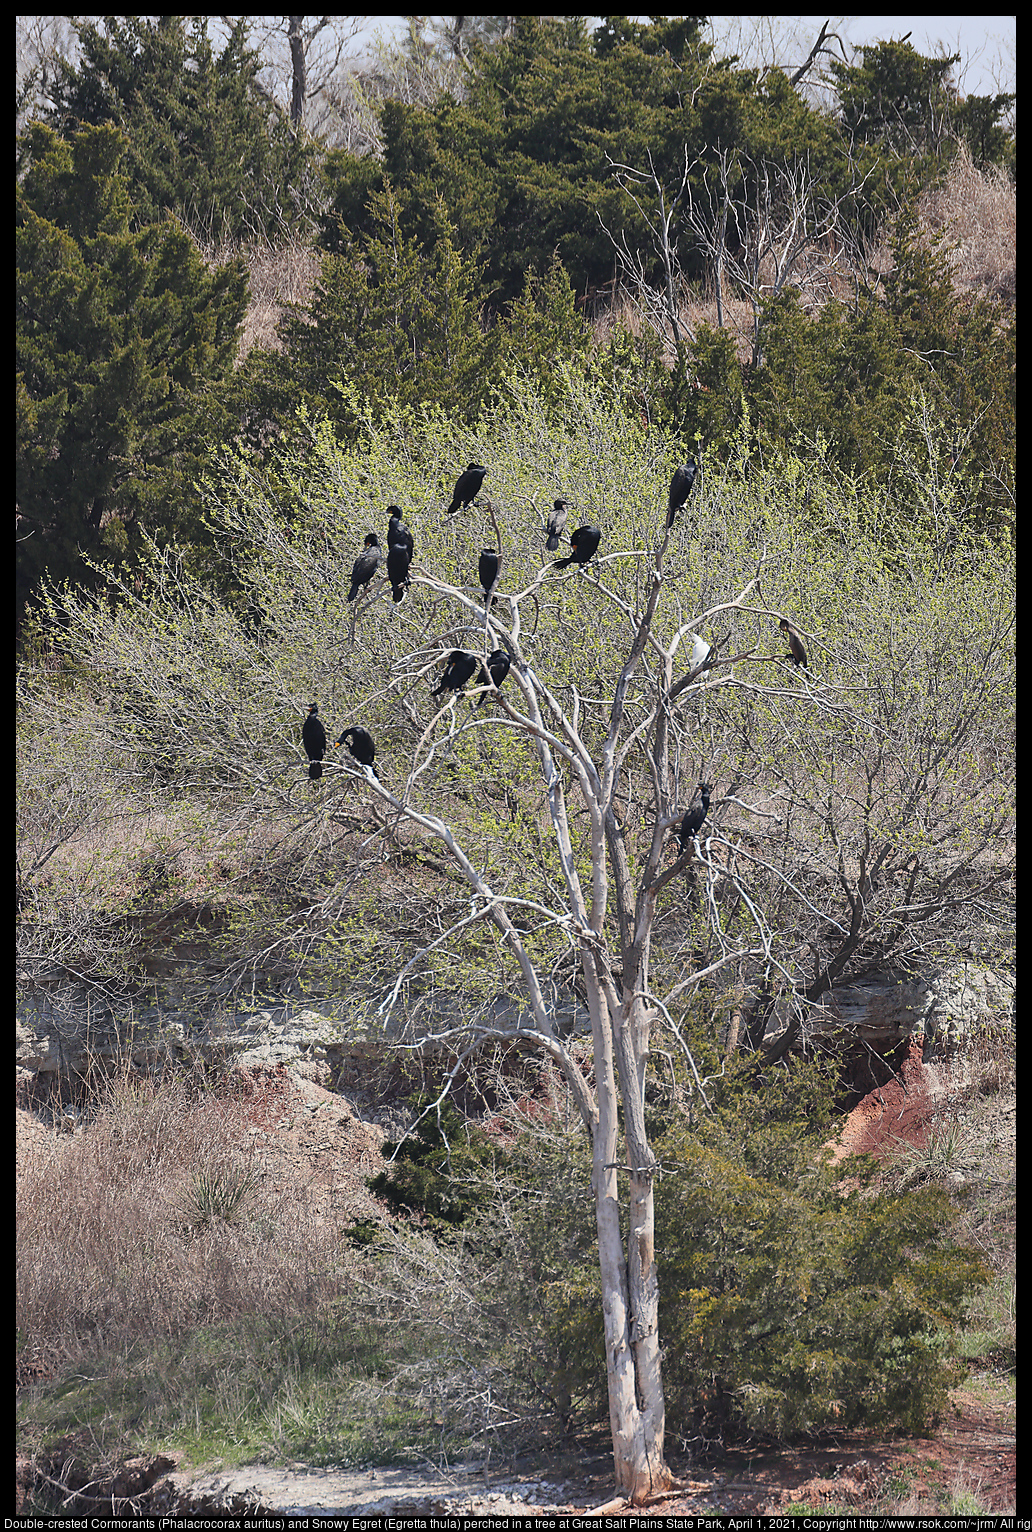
left=17, top=961, right=1013, bottom=1093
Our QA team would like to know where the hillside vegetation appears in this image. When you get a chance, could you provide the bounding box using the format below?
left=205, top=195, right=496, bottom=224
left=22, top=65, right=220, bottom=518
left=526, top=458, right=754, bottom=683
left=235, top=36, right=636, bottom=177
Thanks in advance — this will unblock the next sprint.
left=16, top=13, right=1015, bottom=1511
left=17, top=16, right=1015, bottom=621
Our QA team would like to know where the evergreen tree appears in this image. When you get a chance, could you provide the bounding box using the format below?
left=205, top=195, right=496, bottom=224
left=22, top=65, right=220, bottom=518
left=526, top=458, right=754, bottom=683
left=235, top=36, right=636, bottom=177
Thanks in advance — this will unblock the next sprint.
left=45, top=16, right=316, bottom=243
left=17, top=122, right=248, bottom=624
left=746, top=291, right=904, bottom=479
left=883, top=207, right=1014, bottom=528
left=324, top=15, right=868, bottom=309
left=952, top=92, right=1016, bottom=174
left=495, top=254, right=592, bottom=408
left=829, top=39, right=960, bottom=163
left=237, top=180, right=490, bottom=443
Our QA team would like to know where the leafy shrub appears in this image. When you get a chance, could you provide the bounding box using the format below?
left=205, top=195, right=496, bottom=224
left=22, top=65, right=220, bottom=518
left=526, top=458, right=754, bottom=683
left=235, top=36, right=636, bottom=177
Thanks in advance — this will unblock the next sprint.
left=360, top=1096, right=509, bottom=1235
left=371, top=1057, right=992, bottom=1446
left=652, top=1083, right=991, bottom=1443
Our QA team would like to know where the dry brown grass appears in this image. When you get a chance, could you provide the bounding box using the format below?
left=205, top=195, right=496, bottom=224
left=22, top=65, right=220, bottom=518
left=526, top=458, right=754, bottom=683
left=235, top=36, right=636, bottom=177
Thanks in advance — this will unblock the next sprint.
left=236, top=239, right=323, bottom=360
left=918, top=147, right=1016, bottom=308
left=16, top=1067, right=353, bottom=1385
left=182, top=230, right=322, bottom=363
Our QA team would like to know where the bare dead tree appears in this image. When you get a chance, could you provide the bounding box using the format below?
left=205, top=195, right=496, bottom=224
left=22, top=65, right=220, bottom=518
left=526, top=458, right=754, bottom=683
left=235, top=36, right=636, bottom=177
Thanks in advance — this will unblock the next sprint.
left=599, top=149, right=694, bottom=360
left=600, top=140, right=877, bottom=369
left=788, top=19, right=849, bottom=88
left=679, top=148, right=877, bottom=366
left=341, top=521, right=768, bottom=1503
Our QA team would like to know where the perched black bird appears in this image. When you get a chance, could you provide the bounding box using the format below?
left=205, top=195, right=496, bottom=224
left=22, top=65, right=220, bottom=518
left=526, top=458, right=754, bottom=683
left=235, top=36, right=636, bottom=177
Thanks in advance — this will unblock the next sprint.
left=387, top=541, right=412, bottom=604
left=678, top=782, right=712, bottom=853
left=545, top=498, right=568, bottom=552
left=446, top=464, right=488, bottom=515
left=553, top=524, right=602, bottom=569
left=386, top=507, right=414, bottom=558
left=335, top=725, right=378, bottom=777
left=302, top=703, right=327, bottom=781
left=478, top=548, right=502, bottom=605
left=475, top=648, right=512, bottom=705
left=667, top=459, right=698, bottom=528
left=347, top=533, right=382, bottom=602
left=779, top=618, right=809, bottom=670
left=430, top=650, right=480, bottom=697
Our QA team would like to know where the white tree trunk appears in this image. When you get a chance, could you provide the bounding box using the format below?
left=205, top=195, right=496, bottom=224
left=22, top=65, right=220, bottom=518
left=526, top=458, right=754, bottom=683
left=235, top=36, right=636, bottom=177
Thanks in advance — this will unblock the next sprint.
left=587, top=963, right=673, bottom=1503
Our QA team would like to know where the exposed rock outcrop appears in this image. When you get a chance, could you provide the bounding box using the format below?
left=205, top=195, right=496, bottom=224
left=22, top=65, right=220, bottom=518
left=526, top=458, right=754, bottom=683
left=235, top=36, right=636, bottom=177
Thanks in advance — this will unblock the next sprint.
left=17, top=961, right=1012, bottom=1090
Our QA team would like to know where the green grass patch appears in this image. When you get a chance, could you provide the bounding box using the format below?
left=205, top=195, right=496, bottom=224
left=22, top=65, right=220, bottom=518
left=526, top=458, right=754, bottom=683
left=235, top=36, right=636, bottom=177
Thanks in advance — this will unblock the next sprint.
left=18, top=1305, right=478, bottom=1474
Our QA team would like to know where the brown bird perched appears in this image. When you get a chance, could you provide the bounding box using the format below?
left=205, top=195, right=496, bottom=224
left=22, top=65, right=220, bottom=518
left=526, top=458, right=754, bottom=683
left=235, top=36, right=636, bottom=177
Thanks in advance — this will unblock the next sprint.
left=545, top=498, right=568, bottom=552
left=779, top=618, right=808, bottom=670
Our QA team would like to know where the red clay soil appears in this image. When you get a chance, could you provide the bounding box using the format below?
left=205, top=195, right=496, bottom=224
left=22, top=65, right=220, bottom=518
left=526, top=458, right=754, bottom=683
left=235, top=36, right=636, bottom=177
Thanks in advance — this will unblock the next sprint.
left=827, top=1035, right=944, bottom=1163
left=651, top=1392, right=1016, bottom=1515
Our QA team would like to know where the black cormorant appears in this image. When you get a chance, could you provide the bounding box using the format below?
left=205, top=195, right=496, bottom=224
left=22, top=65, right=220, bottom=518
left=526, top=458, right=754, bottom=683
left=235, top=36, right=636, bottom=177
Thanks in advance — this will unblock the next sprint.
left=545, top=498, right=568, bottom=552
left=779, top=618, right=809, bottom=670
left=475, top=648, right=512, bottom=705
left=387, top=541, right=412, bottom=603
left=553, top=524, right=602, bottom=569
left=678, top=782, right=712, bottom=853
left=478, top=548, right=502, bottom=605
left=335, top=725, right=378, bottom=776
left=667, top=459, right=698, bottom=527
left=347, top=533, right=382, bottom=602
left=446, top=464, right=488, bottom=515
left=387, top=507, right=414, bottom=558
left=430, top=650, right=480, bottom=696
left=302, top=703, right=327, bottom=781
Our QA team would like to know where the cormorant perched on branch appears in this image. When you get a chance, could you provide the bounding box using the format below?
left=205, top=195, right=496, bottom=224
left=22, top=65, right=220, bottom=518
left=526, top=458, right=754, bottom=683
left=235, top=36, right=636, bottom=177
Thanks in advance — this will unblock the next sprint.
left=779, top=618, right=809, bottom=670
left=430, top=650, right=480, bottom=697
left=335, top=725, right=378, bottom=777
left=478, top=548, right=502, bottom=605
left=678, top=782, right=712, bottom=853
left=553, top=524, right=602, bottom=569
left=347, top=533, right=381, bottom=602
left=387, top=541, right=412, bottom=603
left=476, top=648, right=512, bottom=705
left=446, top=464, right=488, bottom=515
left=545, top=498, right=568, bottom=552
left=386, top=507, right=414, bottom=558
left=667, top=459, right=698, bottom=527
left=302, top=703, right=327, bottom=781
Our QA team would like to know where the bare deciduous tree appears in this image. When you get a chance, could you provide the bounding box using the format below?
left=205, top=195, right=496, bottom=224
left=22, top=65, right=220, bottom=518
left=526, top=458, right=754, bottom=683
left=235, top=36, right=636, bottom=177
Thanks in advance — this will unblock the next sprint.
left=604, top=145, right=877, bottom=368
left=356, top=516, right=761, bottom=1501
left=19, top=387, right=1013, bottom=1500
